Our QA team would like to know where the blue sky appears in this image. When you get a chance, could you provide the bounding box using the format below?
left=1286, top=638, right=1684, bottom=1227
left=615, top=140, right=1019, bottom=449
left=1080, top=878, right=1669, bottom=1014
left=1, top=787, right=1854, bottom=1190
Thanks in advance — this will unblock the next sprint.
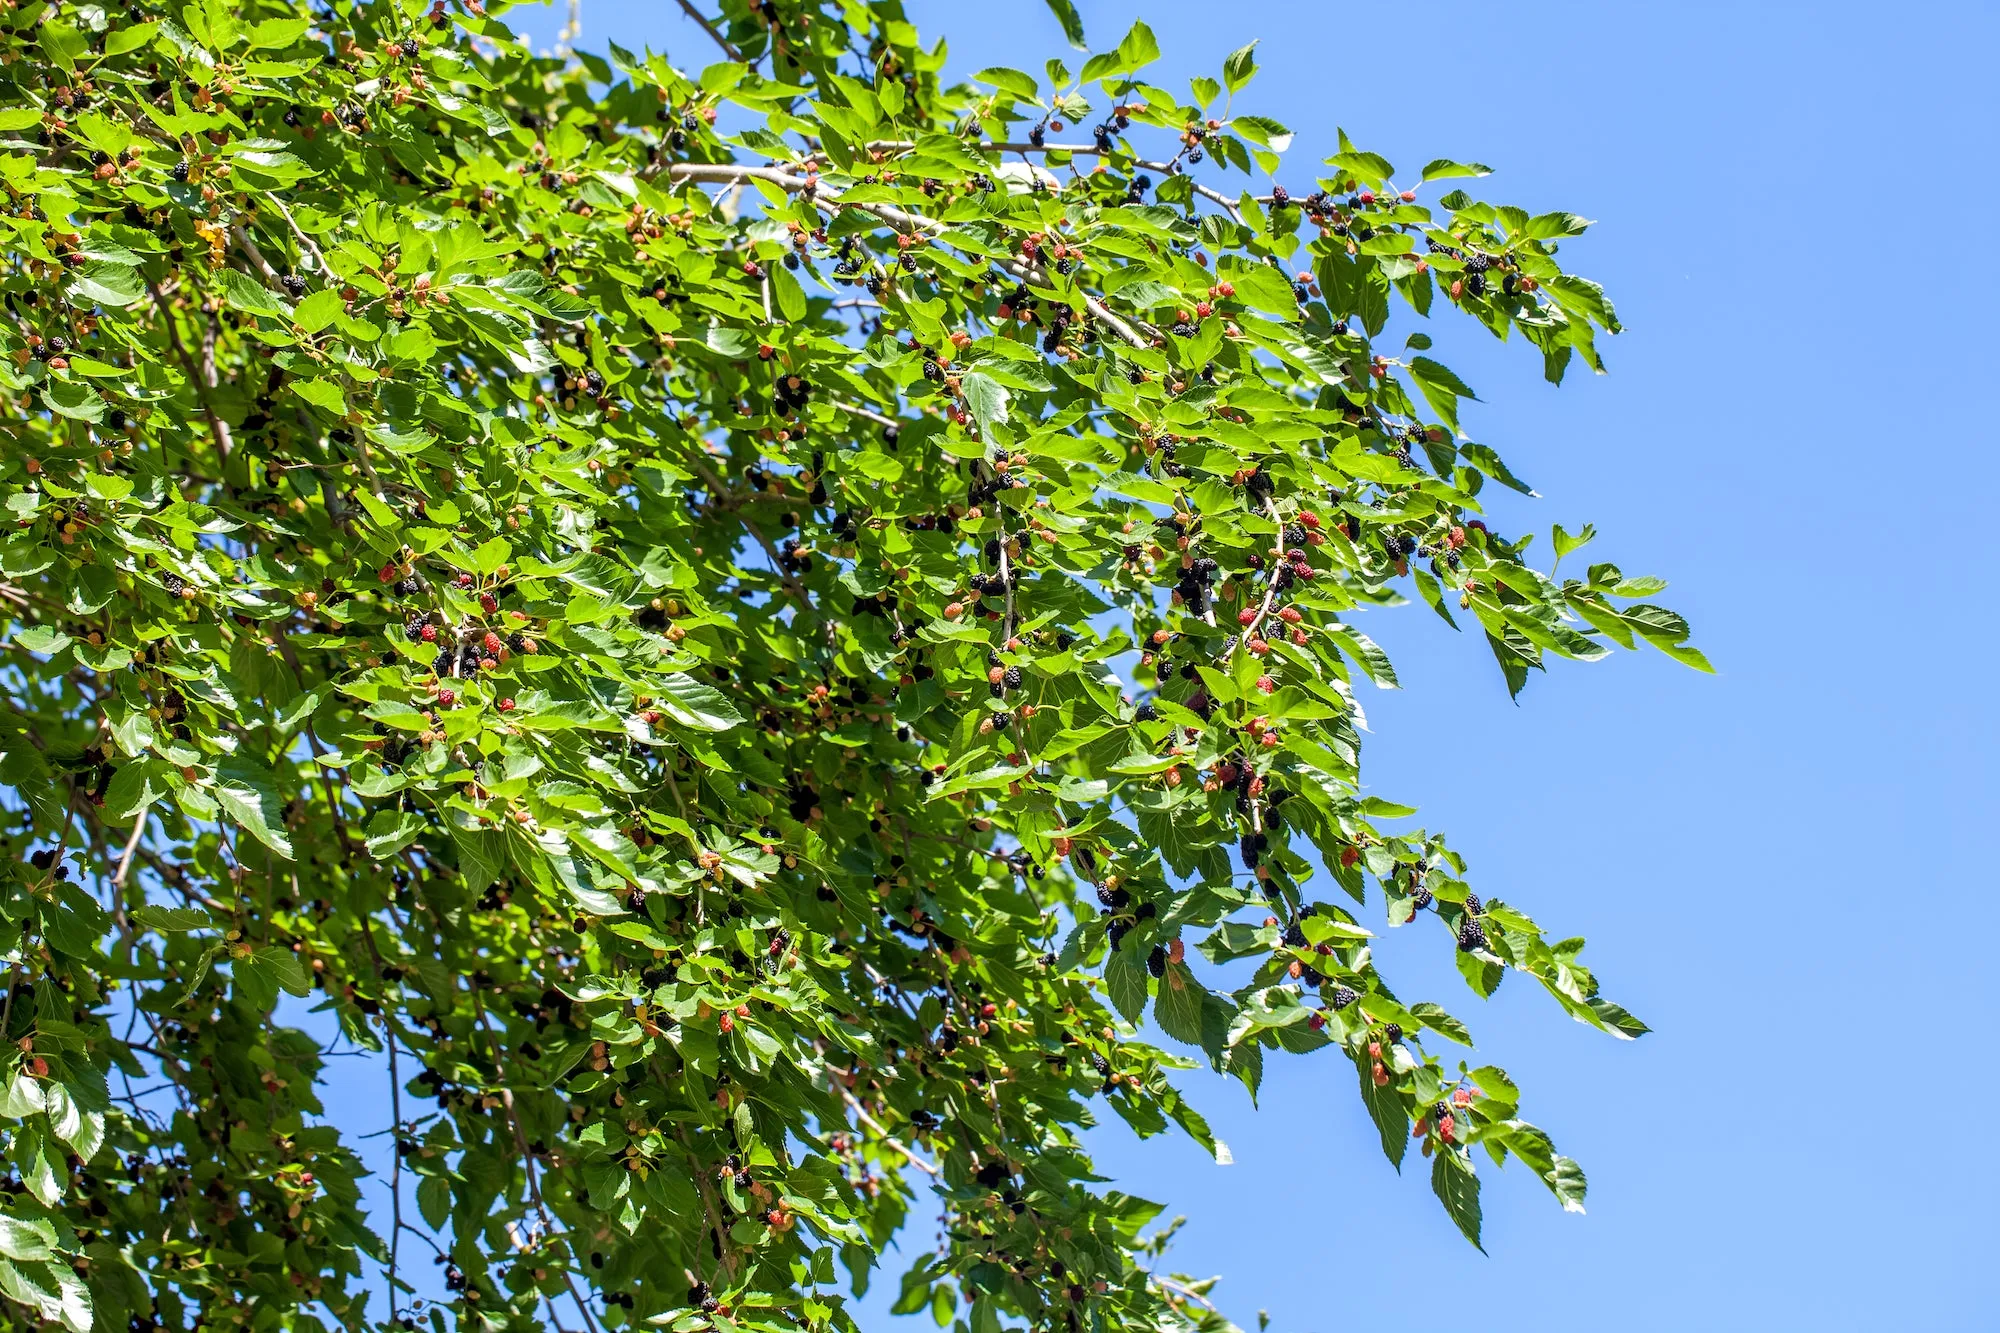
left=326, top=2, right=2000, bottom=1328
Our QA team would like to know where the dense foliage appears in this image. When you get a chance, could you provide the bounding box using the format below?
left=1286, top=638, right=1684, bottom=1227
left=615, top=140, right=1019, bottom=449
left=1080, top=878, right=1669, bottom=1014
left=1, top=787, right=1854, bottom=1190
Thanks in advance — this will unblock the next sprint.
left=0, top=0, right=1706, bottom=1329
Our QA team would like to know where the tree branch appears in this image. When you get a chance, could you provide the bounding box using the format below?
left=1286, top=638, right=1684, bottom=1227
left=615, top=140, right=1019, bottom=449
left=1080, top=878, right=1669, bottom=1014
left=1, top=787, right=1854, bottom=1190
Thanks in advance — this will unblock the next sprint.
left=823, top=1063, right=939, bottom=1176
left=145, top=277, right=233, bottom=469
left=673, top=0, right=742, bottom=60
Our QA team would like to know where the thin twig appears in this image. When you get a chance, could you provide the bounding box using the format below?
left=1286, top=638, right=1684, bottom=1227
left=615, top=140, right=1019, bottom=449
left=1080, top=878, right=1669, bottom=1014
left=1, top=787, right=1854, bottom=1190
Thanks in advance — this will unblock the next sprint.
left=1226, top=496, right=1292, bottom=661
left=111, top=815, right=146, bottom=888
left=471, top=995, right=606, bottom=1333
left=687, top=455, right=812, bottom=608
left=385, top=1012, right=404, bottom=1321
left=831, top=399, right=901, bottom=430
left=823, top=1064, right=939, bottom=1176
left=269, top=196, right=334, bottom=279
left=145, top=277, right=234, bottom=469
left=230, top=225, right=281, bottom=282
left=673, top=0, right=741, bottom=60
left=1151, top=1274, right=1223, bottom=1314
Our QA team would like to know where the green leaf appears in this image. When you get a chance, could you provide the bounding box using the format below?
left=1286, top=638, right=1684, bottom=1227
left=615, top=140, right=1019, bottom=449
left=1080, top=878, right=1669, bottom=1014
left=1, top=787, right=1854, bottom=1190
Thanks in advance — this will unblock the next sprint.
left=293, top=288, right=343, bottom=332
left=1230, top=115, right=1292, bottom=153
left=1114, top=19, right=1161, bottom=74
left=68, top=262, right=144, bottom=308
left=364, top=809, right=425, bottom=858
left=1331, top=149, right=1394, bottom=186
left=1153, top=962, right=1204, bottom=1045
left=1103, top=942, right=1147, bottom=1022
left=1041, top=0, right=1087, bottom=49
left=14, top=626, right=72, bottom=655
left=1222, top=40, right=1258, bottom=93
left=132, top=905, right=210, bottom=932
left=216, top=269, right=289, bottom=320
left=771, top=264, right=807, bottom=321
left=1430, top=1150, right=1484, bottom=1250
left=1459, top=442, right=1536, bottom=496
left=959, top=372, right=1011, bottom=439
left=1420, top=159, right=1492, bottom=182
left=655, top=674, right=745, bottom=731
left=973, top=68, right=1038, bottom=100
left=1552, top=522, right=1597, bottom=562
left=1357, top=1052, right=1407, bottom=1171
left=105, top=22, right=160, bottom=56
left=212, top=754, right=294, bottom=859
left=41, top=381, right=106, bottom=423
left=248, top=946, right=311, bottom=998
left=417, top=1174, right=451, bottom=1230
left=0, top=1214, right=56, bottom=1262
left=463, top=536, right=511, bottom=576
left=245, top=16, right=307, bottom=48
left=1407, top=356, right=1478, bottom=435
left=1410, top=1001, right=1472, bottom=1046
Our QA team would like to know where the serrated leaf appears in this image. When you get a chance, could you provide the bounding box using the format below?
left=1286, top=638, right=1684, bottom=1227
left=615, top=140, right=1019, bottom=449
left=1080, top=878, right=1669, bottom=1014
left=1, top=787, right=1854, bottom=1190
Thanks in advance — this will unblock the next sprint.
left=1222, top=40, right=1258, bottom=93
left=1153, top=962, right=1204, bottom=1044
left=131, top=905, right=209, bottom=932
left=1430, top=1150, right=1484, bottom=1249
left=959, top=371, right=1011, bottom=439
left=211, top=754, right=294, bottom=859
left=973, top=67, right=1038, bottom=100
left=1103, top=941, right=1147, bottom=1022
left=655, top=674, right=745, bottom=731
left=68, top=262, right=144, bottom=308
left=216, top=268, right=289, bottom=320
left=1041, top=0, right=1086, bottom=49
left=1231, top=115, right=1292, bottom=153
left=1420, top=159, right=1492, bottom=182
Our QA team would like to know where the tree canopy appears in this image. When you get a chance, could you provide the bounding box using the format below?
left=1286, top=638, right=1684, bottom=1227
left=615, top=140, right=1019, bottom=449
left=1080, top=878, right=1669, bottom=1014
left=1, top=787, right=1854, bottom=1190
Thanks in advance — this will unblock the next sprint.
left=0, top=1, right=1706, bottom=1330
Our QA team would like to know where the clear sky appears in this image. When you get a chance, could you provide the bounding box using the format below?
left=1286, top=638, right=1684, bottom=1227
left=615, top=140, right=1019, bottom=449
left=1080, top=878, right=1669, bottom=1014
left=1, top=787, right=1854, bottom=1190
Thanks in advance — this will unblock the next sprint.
left=323, top=2, right=2000, bottom=1329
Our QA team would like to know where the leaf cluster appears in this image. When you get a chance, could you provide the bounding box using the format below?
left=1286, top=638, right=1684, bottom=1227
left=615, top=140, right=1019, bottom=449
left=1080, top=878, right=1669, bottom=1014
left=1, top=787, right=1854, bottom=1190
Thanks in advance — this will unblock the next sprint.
left=0, top=2, right=1701, bottom=1330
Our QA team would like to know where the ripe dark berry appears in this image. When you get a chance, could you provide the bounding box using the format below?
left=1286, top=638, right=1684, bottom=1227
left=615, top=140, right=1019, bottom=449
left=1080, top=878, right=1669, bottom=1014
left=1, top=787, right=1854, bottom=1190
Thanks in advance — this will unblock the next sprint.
left=1456, top=917, right=1488, bottom=952
left=1329, top=985, right=1357, bottom=1010
left=1383, top=1023, right=1403, bottom=1044
left=1146, top=945, right=1166, bottom=978
left=170, top=161, right=189, bottom=183
left=1002, top=666, right=1022, bottom=689
left=1134, top=701, right=1157, bottom=722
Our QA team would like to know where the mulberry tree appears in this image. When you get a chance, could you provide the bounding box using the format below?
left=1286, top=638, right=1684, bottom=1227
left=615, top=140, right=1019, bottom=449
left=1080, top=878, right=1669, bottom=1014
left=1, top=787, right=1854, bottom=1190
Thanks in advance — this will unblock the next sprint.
left=0, top=0, right=1705, bottom=1330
